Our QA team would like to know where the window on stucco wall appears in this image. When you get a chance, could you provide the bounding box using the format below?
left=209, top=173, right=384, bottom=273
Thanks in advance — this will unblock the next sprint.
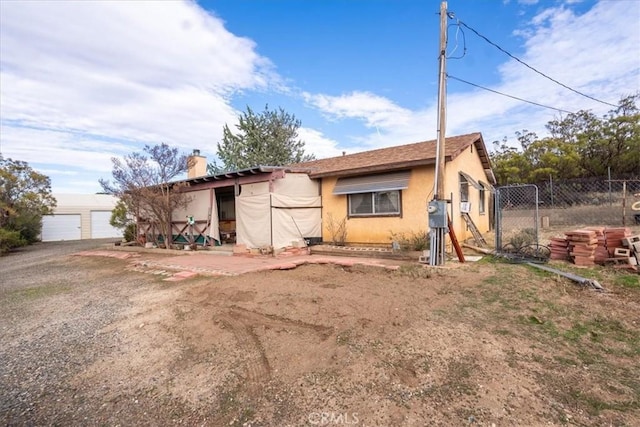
left=348, top=190, right=401, bottom=216
left=459, top=175, right=469, bottom=203
left=479, top=186, right=486, bottom=214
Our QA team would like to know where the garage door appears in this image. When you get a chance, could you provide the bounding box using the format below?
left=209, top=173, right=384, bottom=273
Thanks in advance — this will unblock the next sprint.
left=42, top=214, right=81, bottom=241
left=91, top=211, right=121, bottom=238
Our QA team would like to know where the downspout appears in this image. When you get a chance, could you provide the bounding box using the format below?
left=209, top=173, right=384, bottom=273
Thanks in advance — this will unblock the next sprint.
left=319, top=179, right=323, bottom=243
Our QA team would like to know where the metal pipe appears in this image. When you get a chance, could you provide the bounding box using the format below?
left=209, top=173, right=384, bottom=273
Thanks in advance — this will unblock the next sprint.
left=608, top=166, right=612, bottom=206
left=534, top=184, right=539, bottom=248
left=525, top=262, right=604, bottom=291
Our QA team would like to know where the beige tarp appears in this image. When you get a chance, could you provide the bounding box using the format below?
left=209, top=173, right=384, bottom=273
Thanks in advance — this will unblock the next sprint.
left=272, top=193, right=321, bottom=248
left=236, top=192, right=321, bottom=249
left=208, top=188, right=221, bottom=244
left=236, top=193, right=271, bottom=248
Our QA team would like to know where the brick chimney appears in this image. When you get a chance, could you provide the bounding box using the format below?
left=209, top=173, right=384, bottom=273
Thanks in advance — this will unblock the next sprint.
left=188, top=149, right=207, bottom=179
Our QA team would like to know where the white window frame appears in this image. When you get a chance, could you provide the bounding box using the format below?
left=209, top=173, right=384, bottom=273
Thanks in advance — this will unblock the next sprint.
left=460, top=175, right=469, bottom=203
left=479, top=185, right=486, bottom=214
left=348, top=190, right=401, bottom=217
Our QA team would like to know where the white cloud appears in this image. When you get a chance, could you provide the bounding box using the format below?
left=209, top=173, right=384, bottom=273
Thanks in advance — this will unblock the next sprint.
left=0, top=0, right=278, bottom=191
left=1, top=126, right=125, bottom=172
left=300, top=91, right=437, bottom=153
left=297, top=127, right=344, bottom=159
left=303, top=91, right=413, bottom=129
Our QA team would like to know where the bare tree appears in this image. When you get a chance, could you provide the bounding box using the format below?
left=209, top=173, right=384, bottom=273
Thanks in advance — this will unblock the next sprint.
left=99, top=144, right=193, bottom=249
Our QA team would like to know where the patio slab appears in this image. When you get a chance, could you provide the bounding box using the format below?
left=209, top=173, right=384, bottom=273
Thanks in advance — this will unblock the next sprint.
left=75, top=248, right=406, bottom=280
left=135, top=253, right=403, bottom=276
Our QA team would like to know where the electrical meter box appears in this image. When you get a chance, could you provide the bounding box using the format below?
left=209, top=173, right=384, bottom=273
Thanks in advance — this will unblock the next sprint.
left=428, top=200, right=448, bottom=228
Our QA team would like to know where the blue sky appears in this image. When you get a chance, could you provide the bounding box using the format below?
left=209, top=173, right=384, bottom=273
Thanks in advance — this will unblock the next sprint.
left=1, top=0, right=638, bottom=193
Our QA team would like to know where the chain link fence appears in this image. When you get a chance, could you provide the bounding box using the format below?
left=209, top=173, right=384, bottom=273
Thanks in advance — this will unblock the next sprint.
left=537, top=176, right=640, bottom=227
left=495, top=184, right=541, bottom=258
left=492, top=177, right=640, bottom=262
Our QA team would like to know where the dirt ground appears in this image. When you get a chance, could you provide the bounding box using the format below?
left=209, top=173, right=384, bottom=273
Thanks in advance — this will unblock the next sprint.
left=1, top=244, right=639, bottom=426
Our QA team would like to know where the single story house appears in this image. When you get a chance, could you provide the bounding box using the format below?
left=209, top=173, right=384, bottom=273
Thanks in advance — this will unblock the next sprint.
left=41, top=194, right=121, bottom=241
left=293, top=132, right=496, bottom=246
left=145, top=132, right=495, bottom=250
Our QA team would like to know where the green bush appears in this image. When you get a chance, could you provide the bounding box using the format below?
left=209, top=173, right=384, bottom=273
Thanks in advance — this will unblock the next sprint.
left=0, top=228, right=27, bottom=254
left=110, top=200, right=136, bottom=242
left=123, top=223, right=136, bottom=242
left=11, top=212, right=43, bottom=244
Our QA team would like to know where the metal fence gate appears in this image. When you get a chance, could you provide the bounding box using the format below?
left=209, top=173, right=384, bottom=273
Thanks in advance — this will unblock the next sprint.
left=495, top=184, right=547, bottom=260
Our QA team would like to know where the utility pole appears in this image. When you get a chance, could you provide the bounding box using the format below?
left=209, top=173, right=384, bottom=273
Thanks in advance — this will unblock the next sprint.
left=434, top=0, right=447, bottom=200
left=428, top=1, right=449, bottom=266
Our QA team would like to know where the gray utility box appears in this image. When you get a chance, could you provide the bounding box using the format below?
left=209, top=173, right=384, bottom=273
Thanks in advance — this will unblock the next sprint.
left=428, top=200, right=448, bottom=228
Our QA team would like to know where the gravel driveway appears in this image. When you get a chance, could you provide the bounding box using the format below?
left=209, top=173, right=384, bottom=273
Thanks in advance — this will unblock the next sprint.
left=0, top=239, right=117, bottom=284
left=0, top=239, right=172, bottom=425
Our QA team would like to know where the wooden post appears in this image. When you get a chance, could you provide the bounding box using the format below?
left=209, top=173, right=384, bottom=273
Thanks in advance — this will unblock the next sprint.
left=429, top=1, right=449, bottom=266
left=448, top=214, right=465, bottom=263
left=434, top=1, right=447, bottom=200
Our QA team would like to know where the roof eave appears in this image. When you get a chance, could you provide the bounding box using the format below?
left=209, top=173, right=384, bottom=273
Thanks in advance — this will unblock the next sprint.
left=308, top=157, right=450, bottom=179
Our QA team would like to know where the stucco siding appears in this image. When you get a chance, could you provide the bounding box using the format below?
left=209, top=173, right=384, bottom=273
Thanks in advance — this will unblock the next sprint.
left=445, top=145, right=492, bottom=241
left=320, top=146, right=492, bottom=246
left=321, top=167, right=436, bottom=245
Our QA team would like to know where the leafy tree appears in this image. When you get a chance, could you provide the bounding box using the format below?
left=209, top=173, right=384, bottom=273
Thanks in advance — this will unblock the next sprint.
left=99, top=144, right=193, bottom=249
left=584, top=95, right=639, bottom=176
left=547, top=94, right=640, bottom=177
left=491, top=94, right=639, bottom=185
left=109, top=199, right=136, bottom=242
left=209, top=105, right=315, bottom=173
left=0, top=157, right=56, bottom=252
left=491, top=137, right=530, bottom=185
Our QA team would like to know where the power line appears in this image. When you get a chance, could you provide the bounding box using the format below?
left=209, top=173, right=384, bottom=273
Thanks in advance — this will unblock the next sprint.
left=447, top=20, right=467, bottom=60
left=457, top=19, right=618, bottom=108
left=448, top=74, right=575, bottom=114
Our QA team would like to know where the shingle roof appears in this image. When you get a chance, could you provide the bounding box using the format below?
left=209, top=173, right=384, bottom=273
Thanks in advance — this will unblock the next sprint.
left=292, top=132, right=494, bottom=182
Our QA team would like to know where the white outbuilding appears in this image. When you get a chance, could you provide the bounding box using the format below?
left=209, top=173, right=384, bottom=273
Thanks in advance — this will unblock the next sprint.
left=41, top=194, right=121, bottom=241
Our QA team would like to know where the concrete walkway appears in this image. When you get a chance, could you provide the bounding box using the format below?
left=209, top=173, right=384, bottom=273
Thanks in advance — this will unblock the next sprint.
left=74, top=248, right=406, bottom=281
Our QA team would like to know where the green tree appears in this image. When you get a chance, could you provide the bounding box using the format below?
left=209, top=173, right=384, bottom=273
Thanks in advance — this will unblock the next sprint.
left=546, top=94, right=639, bottom=177
left=210, top=105, right=315, bottom=173
left=491, top=138, right=528, bottom=185
left=585, top=94, right=639, bottom=176
left=109, top=199, right=136, bottom=242
left=99, top=144, right=193, bottom=249
left=0, top=157, right=56, bottom=252
left=491, top=94, right=639, bottom=184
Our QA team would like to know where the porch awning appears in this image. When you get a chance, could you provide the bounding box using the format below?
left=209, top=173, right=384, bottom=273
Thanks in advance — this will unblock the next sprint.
left=478, top=180, right=495, bottom=193
left=333, top=171, right=411, bottom=195
left=459, top=171, right=482, bottom=190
